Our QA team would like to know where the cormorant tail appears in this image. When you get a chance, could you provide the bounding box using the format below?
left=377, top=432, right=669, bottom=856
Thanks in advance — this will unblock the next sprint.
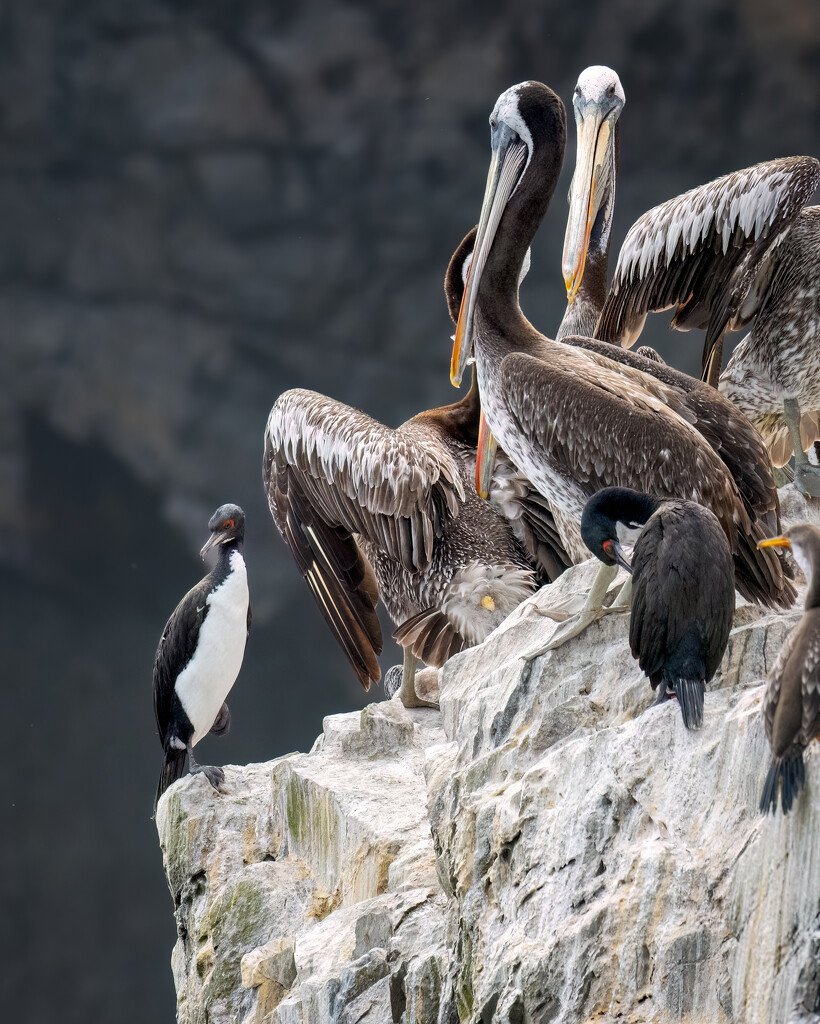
left=674, top=679, right=705, bottom=730
left=154, top=744, right=190, bottom=814
left=760, top=749, right=806, bottom=815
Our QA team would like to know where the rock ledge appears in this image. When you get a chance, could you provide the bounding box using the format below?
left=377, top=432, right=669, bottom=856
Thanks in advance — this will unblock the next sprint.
left=158, top=488, right=820, bottom=1024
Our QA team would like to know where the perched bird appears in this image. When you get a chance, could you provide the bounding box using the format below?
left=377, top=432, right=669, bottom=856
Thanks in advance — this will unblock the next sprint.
left=757, top=524, right=820, bottom=813
left=594, top=155, right=820, bottom=493
left=558, top=65, right=625, bottom=341
left=581, top=488, right=735, bottom=728
left=450, top=81, right=793, bottom=651
left=264, top=230, right=569, bottom=708
left=152, top=504, right=250, bottom=810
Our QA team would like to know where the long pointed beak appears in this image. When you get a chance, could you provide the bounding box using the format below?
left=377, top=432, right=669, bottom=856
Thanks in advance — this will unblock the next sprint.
left=562, top=105, right=615, bottom=302
left=757, top=536, right=791, bottom=551
left=451, top=128, right=528, bottom=387
left=200, top=532, right=221, bottom=560
left=475, top=410, right=497, bottom=499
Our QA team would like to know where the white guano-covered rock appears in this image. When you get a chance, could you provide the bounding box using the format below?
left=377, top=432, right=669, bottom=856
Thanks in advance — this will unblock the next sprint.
left=158, top=486, right=820, bottom=1023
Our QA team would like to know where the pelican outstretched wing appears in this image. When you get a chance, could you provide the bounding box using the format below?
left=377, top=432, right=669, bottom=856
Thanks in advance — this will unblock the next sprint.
left=264, top=389, right=464, bottom=688
left=596, top=156, right=820, bottom=376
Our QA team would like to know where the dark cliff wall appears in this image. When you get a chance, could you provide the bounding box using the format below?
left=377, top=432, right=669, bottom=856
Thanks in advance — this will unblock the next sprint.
left=2, top=1, right=819, bottom=1021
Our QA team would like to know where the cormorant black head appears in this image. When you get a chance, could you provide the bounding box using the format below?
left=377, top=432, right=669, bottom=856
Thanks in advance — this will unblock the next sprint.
left=581, top=487, right=660, bottom=572
left=201, top=503, right=246, bottom=559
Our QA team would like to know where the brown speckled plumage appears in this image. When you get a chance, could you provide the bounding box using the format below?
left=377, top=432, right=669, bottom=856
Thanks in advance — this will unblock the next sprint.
left=720, top=209, right=820, bottom=464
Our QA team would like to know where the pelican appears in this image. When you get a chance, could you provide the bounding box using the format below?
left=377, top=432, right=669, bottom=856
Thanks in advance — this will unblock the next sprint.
left=264, top=229, right=570, bottom=707
left=557, top=65, right=625, bottom=341
left=594, top=154, right=820, bottom=493
left=554, top=67, right=780, bottom=540
left=451, top=81, right=794, bottom=649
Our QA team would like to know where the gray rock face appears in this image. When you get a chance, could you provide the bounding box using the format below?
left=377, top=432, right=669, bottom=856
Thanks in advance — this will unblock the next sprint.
left=158, top=487, right=820, bottom=1024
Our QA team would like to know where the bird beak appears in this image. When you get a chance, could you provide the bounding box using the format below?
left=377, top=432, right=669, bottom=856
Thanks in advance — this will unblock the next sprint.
left=562, top=102, right=617, bottom=302
left=451, top=124, right=528, bottom=387
left=475, top=410, right=497, bottom=500
left=200, top=532, right=221, bottom=560
left=757, top=535, right=792, bottom=551
left=611, top=539, right=633, bottom=574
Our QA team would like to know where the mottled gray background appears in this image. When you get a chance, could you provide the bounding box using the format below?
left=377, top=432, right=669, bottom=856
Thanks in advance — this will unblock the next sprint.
left=2, top=0, right=818, bottom=1020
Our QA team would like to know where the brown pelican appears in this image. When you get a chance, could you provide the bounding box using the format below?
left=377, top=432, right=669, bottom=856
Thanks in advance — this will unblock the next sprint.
left=582, top=488, right=735, bottom=729
left=450, top=81, right=794, bottom=648
left=757, top=524, right=820, bottom=813
left=264, top=230, right=570, bottom=707
left=594, top=157, right=820, bottom=493
left=557, top=65, right=625, bottom=341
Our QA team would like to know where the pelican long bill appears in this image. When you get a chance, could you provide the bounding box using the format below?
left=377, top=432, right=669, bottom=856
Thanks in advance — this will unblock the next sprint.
left=451, top=125, right=527, bottom=387
left=563, top=99, right=616, bottom=303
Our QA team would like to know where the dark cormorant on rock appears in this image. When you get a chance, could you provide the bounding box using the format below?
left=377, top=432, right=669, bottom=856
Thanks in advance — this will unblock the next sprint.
left=757, top=524, right=820, bottom=812
left=581, top=487, right=735, bottom=728
left=152, top=504, right=250, bottom=811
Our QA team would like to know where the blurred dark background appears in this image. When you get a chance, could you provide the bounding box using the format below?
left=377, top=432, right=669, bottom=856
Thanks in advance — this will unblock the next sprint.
left=1, top=0, right=818, bottom=1020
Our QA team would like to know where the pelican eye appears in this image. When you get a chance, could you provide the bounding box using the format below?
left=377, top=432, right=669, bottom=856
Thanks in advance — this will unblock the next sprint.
left=490, top=117, right=498, bottom=131
left=606, top=83, right=615, bottom=97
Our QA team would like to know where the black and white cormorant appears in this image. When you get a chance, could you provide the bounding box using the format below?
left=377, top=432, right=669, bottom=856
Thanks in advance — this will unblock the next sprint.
left=450, top=81, right=793, bottom=649
left=757, top=524, right=820, bottom=813
left=582, top=487, right=735, bottom=729
left=264, top=230, right=570, bottom=708
left=153, top=504, right=250, bottom=810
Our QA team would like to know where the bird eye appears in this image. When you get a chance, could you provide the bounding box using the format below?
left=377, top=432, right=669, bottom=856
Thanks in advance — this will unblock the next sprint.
left=223, top=518, right=235, bottom=530
left=607, top=84, right=615, bottom=97
left=490, top=117, right=498, bottom=131
left=574, top=86, right=581, bottom=97
left=602, top=539, right=614, bottom=557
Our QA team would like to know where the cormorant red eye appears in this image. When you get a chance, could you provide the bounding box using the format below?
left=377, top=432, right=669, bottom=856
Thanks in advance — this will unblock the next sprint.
left=223, top=519, right=235, bottom=530
left=602, top=539, right=614, bottom=557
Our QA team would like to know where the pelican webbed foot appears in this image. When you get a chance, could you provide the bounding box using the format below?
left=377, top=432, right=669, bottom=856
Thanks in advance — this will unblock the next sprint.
left=387, top=648, right=439, bottom=709
left=783, top=397, right=820, bottom=498
left=794, top=462, right=820, bottom=499
left=520, top=563, right=629, bottom=658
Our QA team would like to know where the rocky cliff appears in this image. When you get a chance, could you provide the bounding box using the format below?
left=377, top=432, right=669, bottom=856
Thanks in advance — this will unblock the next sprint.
left=158, top=488, right=820, bottom=1024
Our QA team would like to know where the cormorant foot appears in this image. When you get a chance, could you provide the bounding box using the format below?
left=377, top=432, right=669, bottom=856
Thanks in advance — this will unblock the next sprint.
left=191, top=763, right=226, bottom=791
left=652, top=684, right=675, bottom=707
left=794, top=463, right=820, bottom=499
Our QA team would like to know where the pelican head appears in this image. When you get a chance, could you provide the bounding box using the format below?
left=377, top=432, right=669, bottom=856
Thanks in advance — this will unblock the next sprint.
left=451, top=81, right=565, bottom=387
left=562, top=66, right=625, bottom=302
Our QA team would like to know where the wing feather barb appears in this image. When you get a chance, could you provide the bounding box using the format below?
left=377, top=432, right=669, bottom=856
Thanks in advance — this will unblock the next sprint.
left=596, top=157, right=820, bottom=370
